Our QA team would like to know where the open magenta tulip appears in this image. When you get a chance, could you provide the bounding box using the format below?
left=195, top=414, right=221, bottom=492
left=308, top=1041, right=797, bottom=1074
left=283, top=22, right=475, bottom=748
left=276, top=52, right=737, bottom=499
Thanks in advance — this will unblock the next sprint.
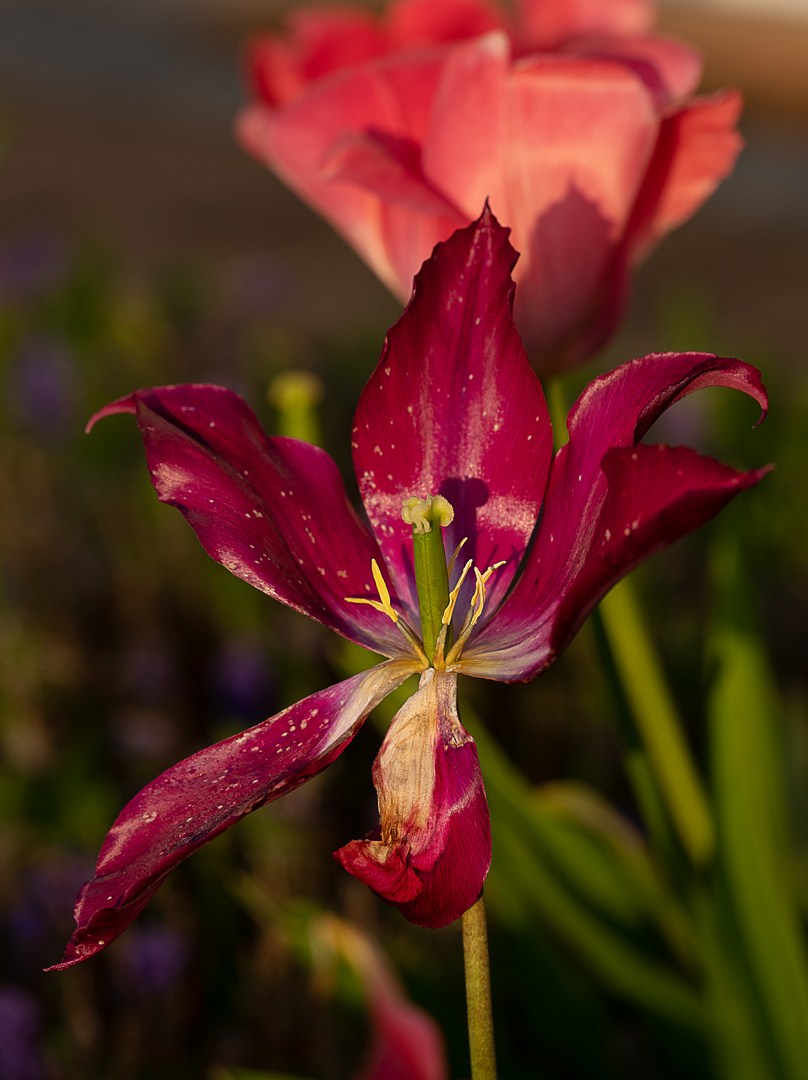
left=238, top=0, right=742, bottom=373
left=50, top=209, right=766, bottom=970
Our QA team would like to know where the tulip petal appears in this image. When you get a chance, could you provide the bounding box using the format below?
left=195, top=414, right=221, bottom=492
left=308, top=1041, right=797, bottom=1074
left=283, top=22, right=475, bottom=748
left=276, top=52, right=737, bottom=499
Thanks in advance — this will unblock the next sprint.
left=515, top=0, right=652, bottom=51
left=463, top=352, right=768, bottom=679
left=88, top=385, right=409, bottom=656
left=387, top=0, right=504, bottom=48
left=420, top=32, right=511, bottom=219
left=247, top=9, right=387, bottom=107
left=493, top=57, right=660, bottom=370
left=353, top=208, right=552, bottom=620
left=335, top=669, right=490, bottom=928
left=323, top=130, right=466, bottom=219
left=237, top=50, right=463, bottom=301
left=566, top=33, right=703, bottom=107
left=552, top=442, right=772, bottom=653
left=627, top=90, right=744, bottom=263
left=48, top=661, right=419, bottom=971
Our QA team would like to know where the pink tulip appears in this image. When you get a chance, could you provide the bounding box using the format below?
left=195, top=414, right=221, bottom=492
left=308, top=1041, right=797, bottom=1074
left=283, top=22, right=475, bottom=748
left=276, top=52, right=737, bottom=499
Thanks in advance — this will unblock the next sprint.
left=238, top=0, right=741, bottom=373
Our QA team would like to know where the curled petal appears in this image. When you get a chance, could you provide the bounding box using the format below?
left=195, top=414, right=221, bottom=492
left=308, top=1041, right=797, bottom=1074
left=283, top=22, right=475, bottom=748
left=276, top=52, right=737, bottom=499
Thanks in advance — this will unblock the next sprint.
left=88, top=384, right=408, bottom=657
left=335, top=669, right=491, bottom=928
left=354, top=207, right=552, bottom=620
left=551, top=443, right=772, bottom=654
left=463, top=352, right=768, bottom=680
left=48, top=661, right=419, bottom=971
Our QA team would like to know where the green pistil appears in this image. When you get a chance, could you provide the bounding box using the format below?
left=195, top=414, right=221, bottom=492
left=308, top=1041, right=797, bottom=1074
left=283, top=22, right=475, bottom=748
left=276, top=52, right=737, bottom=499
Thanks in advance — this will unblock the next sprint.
left=403, top=495, right=453, bottom=664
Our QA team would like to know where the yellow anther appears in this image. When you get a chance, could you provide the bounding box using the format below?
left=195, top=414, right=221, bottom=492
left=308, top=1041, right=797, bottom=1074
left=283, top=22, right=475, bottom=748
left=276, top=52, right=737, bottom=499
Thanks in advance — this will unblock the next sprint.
left=447, top=537, right=468, bottom=578
left=441, top=559, right=473, bottom=627
left=444, top=560, right=507, bottom=667
left=402, top=494, right=454, bottom=534
left=468, top=560, right=506, bottom=627
left=346, top=560, right=430, bottom=668
left=345, top=559, right=398, bottom=625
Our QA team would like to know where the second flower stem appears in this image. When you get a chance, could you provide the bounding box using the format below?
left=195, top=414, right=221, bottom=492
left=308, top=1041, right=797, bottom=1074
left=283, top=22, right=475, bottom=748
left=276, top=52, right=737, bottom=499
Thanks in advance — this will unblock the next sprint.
left=462, top=893, right=497, bottom=1080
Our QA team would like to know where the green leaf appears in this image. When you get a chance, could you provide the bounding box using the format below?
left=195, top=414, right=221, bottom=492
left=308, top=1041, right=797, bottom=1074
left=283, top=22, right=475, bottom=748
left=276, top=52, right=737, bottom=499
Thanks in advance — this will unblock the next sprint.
left=467, top=708, right=703, bottom=1028
left=708, top=533, right=808, bottom=1080
left=599, top=577, right=715, bottom=866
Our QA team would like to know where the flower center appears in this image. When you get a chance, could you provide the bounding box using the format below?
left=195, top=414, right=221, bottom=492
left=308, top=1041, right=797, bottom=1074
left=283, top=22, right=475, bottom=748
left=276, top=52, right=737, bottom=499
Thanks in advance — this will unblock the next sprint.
left=345, top=495, right=504, bottom=669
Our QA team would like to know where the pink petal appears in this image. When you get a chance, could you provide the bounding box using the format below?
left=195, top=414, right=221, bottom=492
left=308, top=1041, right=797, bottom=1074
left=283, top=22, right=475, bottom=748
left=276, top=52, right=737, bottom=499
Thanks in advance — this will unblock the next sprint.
left=627, top=90, right=744, bottom=263
left=323, top=131, right=466, bottom=218
left=514, top=0, right=653, bottom=52
left=88, top=385, right=408, bottom=657
left=492, top=56, right=660, bottom=371
left=335, top=669, right=490, bottom=928
left=246, top=8, right=387, bottom=107
left=47, top=661, right=418, bottom=971
left=463, top=352, right=768, bottom=680
left=386, top=0, right=505, bottom=47
left=563, top=32, right=703, bottom=107
left=353, top=207, right=552, bottom=621
left=236, top=50, right=463, bottom=301
left=420, top=31, right=511, bottom=219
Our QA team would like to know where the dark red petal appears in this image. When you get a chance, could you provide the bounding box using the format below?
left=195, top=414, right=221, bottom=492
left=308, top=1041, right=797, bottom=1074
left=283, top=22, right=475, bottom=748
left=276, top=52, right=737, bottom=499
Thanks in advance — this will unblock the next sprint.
left=47, top=661, right=418, bottom=971
left=88, top=384, right=407, bottom=656
left=552, top=443, right=772, bottom=653
left=335, top=670, right=491, bottom=928
left=463, top=352, right=768, bottom=680
left=353, top=207, right=552, bottom=621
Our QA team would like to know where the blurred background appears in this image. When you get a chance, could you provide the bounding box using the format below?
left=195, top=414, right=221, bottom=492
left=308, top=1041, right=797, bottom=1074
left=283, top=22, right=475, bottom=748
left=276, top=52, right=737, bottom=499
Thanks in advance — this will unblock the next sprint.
left=1, top=1, right=807, bottom=1077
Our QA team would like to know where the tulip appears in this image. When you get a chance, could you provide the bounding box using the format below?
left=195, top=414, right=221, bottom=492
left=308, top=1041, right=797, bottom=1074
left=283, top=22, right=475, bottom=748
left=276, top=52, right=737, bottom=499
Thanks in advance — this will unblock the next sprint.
left=238, top=0, right=741, bottom=372
left=50, top=209, right=766, bottom=970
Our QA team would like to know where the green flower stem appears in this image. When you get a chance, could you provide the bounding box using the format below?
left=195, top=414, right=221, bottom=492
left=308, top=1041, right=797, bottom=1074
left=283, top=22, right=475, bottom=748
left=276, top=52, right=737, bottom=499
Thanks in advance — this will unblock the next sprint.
left=410, top=511, right=451, bottom=662
left=462, top=894, right=498, bottom=1080
left=599, top=577, right=715, bottom=867
left=407, top=503, right=496, bottom=1077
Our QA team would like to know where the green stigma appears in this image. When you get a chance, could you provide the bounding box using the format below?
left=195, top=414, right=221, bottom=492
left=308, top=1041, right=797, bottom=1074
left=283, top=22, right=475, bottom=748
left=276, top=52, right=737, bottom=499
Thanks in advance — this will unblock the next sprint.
left=402, top=495, right=454, bottom=663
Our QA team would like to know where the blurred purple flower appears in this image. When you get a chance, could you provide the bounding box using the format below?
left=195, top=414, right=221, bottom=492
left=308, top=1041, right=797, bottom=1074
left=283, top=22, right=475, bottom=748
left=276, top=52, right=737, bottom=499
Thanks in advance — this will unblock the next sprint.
left=213, top=637, right=276, bottom=720
left=118, top=925, right=189, bottom=996
left=7, top=336, right=77, bottom=439
left=221, top=255, right=291, bottom=319
left=0, top=234, right=66, bottom=304
left=0, top=987, right=49, bottom=1080
left=8, top=858, right=91, bottom=958
left=121, top=639, right=177, bottom=707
